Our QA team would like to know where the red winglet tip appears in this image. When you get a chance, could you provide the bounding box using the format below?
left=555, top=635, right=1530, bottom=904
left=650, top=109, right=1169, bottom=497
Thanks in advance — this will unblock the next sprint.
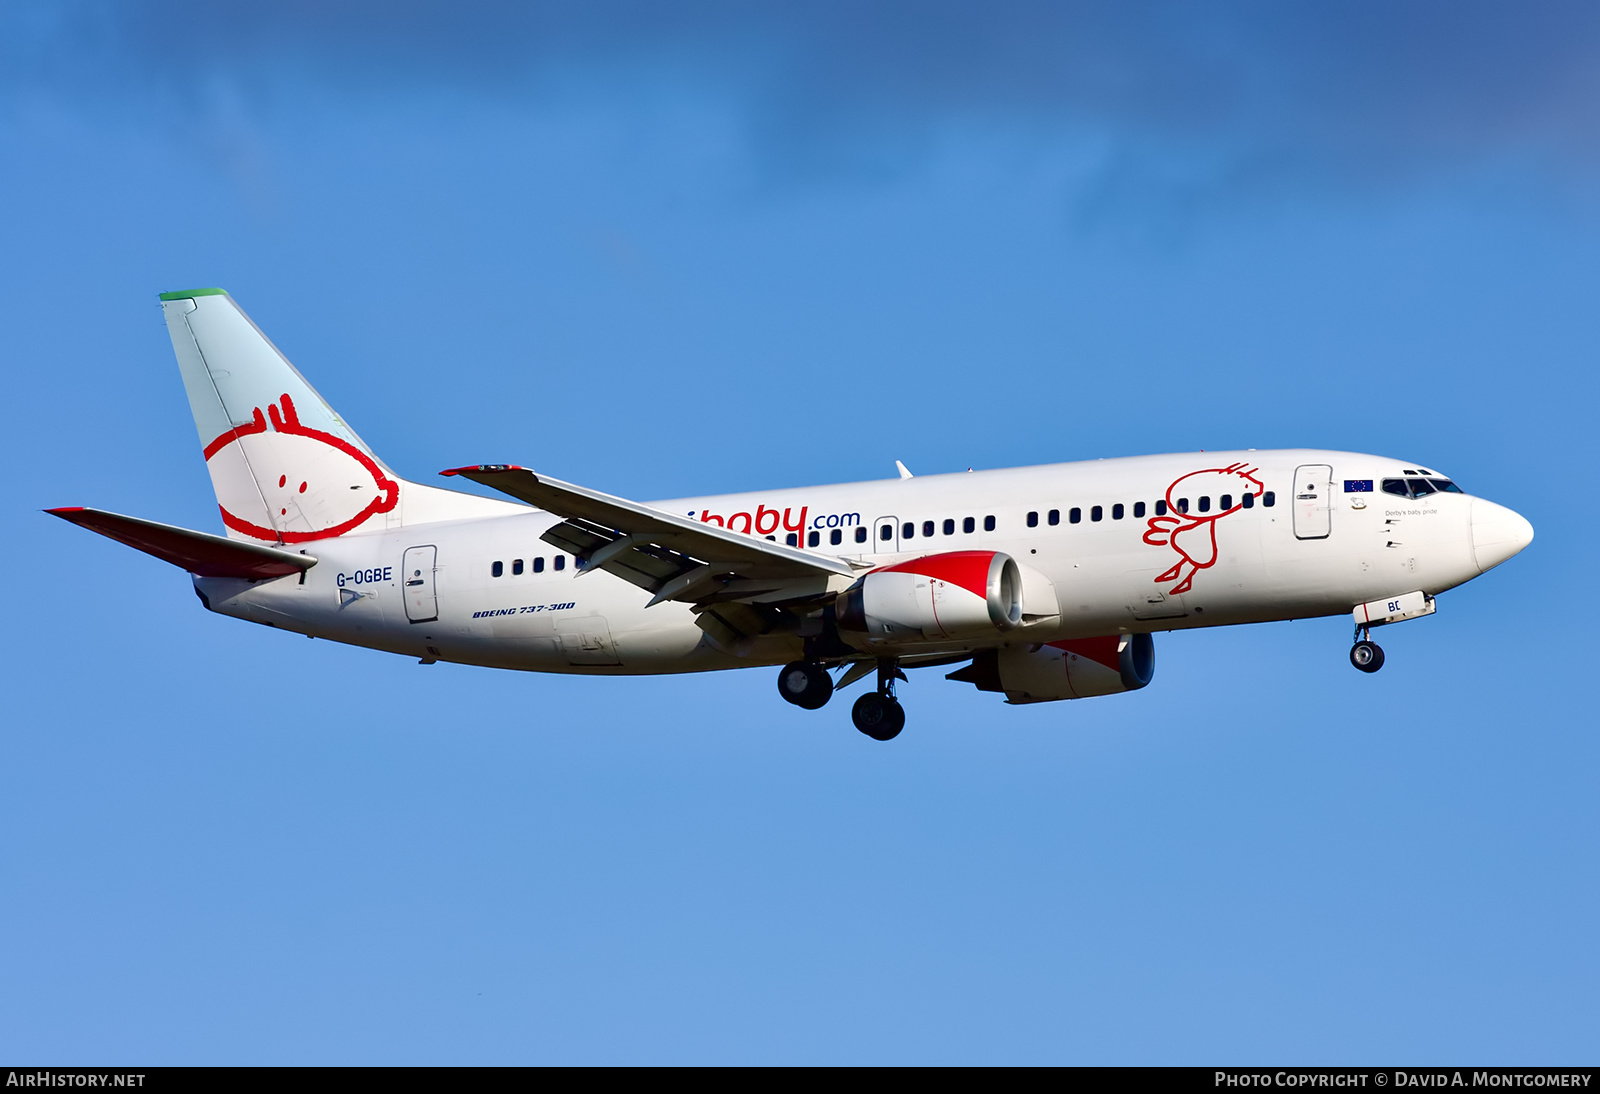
left=46, top=506, right=85, bottom=515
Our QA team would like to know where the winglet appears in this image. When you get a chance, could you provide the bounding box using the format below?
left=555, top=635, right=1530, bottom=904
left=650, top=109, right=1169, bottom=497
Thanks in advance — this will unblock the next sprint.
left=895, top=460, right=914, bottom=479
left=158, top=287, right=229, bottom=301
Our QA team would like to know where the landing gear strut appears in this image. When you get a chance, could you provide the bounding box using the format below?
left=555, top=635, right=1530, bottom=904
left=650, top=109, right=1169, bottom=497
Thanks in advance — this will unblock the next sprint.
left=777, top=660, right=834, bottom=709
left=1349, top=625, right=1385, bottom=674
left=851, top=659, right=907, bottom=741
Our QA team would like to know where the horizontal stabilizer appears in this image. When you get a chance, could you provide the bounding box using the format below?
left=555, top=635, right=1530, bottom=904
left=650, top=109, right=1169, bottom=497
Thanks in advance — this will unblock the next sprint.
left=46, top=507, right=317, bottom=580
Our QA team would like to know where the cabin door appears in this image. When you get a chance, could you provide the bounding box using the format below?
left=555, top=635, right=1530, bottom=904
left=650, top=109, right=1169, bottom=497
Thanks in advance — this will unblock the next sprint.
left=1292, top=464, right=1334, bottom=540
left=402, top=545, right=438, bottom=623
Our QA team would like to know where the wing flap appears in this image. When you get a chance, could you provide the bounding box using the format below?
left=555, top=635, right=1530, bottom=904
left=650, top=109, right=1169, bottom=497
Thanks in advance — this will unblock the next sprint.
left=48, top=507, right=317, bottom=579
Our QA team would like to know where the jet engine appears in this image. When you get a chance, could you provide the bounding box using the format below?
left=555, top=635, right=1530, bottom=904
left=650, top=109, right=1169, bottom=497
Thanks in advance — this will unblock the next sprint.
left=948, top=633, right=1156, bottom=704
left=836, top=550, right=1023, bottom=642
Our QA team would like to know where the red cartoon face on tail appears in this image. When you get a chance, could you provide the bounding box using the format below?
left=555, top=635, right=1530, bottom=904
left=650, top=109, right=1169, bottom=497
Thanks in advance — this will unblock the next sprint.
left=203, top=394, right=399, bottom=543
left=1142, top=462, right=1265, bottom=594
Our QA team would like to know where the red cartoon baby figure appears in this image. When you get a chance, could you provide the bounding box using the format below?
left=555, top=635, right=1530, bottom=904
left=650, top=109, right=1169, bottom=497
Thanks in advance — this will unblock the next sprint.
left=1142, top=462, right=1265, bottom=594
left=203, top=393, right=399, bottom=543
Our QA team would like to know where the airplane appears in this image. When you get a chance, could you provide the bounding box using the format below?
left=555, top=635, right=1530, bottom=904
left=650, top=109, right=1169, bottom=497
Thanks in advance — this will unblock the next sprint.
left=49, top=289, right=1535, bottom=741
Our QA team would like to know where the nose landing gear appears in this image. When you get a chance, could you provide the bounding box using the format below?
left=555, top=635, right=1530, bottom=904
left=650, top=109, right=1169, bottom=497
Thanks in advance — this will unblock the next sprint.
left=1349, top=625, right=1385, bottom=673
left=851, top=659, right=907, bottom=741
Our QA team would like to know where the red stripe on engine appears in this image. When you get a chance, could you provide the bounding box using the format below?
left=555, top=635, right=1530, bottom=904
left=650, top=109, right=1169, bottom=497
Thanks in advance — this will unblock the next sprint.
left=877, top=550, right=995, bottom=599
left=1048, top=636, right=1122, bottom=673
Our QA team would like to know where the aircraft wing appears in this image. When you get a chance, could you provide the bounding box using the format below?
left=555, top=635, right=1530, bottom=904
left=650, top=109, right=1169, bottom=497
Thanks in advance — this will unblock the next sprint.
left=47, top=507, right=317, bottom=580
left=439, top=465, right=860, bottom=610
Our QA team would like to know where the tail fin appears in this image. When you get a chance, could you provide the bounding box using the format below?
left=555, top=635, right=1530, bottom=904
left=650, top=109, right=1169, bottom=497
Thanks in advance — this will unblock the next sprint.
left=162, top=288, right=399, bottom=543
left=161, top=288, right=526, bottom=540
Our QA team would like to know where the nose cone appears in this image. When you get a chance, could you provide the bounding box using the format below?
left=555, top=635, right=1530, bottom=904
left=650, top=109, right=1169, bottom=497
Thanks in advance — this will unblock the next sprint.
left=1470, top=498, right=1534, bottom=573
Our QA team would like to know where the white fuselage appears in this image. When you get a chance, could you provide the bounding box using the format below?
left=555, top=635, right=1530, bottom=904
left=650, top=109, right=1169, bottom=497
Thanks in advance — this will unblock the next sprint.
left=193, top=448, right=1521, bottom=676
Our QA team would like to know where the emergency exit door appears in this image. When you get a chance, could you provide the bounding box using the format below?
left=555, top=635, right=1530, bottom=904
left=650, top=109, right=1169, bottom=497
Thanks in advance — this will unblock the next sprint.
left=402, top=545, right=438, bottom=623
left=1292, top=465, right=1333, bottom=540
left=873, top=515, right=899, bottom=553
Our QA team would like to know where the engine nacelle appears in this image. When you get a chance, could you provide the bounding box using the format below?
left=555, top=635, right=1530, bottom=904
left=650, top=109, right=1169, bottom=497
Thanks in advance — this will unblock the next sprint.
left=948, top=633, right=1156, bottom=704
left=836, top=551, right=1023, bottom=643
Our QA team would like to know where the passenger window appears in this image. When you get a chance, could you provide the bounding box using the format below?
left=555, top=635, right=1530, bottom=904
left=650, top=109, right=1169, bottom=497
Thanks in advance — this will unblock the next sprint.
left=902, top=523, right=914, bottom=540
left=1048, top=509, right=1060, bottom=526
left=1178, top=498, right=1189, bottom=513
left=533, top=557, right=545, bottom=572
left=512, top=559, right=524, bottom=575
left=855, top=526, right=868, bottom=543
left=1241, top=493, right=1254, bottom=510
left=1112, top=503, right=1124, bottom=520
left=1382, top=479, right=1409, bottom=498
left=923, top=521, right=935, bottom=537
left=1027, top=511, right=1039, bottom=528
left=1220, top=494, right=1232, bottom=510
left=491, top=560, right=503, bottom=578
left=1091, top=505, right=1103, bottom=522
left=1134, top=501, right=1146, bottom=518
left=984, top=515, right=996, bottom=532
left=1155, top=500, right=1168, bottom=516
left=942, top=519, right=955, bottom=536
left=1263, top=492, right=1276, bottom=507
left=879, top=525, right=893, bottom=542
left=553, top=556, right=565, bottom=571
left=786, top=533, right=798, bottom=546
left=830, top=528, right=843, bottom=545
left=962, top=516, right=975, bottom=534
left=766, top=535, right=776, bottom=541
left=1198, top=496, right=1210, bottom=513
left=1069, top=508, right=1082, bottom=524
left=808, top=530, right=821, bottom=547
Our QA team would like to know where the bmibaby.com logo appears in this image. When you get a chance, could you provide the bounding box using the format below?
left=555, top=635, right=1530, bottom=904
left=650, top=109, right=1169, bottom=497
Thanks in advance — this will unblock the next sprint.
left=690, top=504, right=861, bottom=536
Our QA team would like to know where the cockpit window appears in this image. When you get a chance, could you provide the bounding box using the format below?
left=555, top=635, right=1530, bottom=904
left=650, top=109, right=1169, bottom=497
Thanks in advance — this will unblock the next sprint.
left=1382, top=476, right=1465, bottom=499
left=1383, top=476, right=1464, bottom=499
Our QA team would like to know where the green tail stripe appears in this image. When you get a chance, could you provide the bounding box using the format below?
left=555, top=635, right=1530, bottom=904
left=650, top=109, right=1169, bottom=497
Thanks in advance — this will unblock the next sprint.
left=159, top=288, right=230, bottom=301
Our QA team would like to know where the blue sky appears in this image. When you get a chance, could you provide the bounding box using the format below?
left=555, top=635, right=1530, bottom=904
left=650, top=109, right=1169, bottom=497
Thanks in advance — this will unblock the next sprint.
left=2, top=2, right=1596, bottom=1064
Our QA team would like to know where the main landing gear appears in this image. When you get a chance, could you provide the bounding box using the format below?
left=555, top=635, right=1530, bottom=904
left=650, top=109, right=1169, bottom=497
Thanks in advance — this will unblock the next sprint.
left=1349, top=625, right=1385, bottom=674
left=776, top=660, right=833, bottom=709
left=851, top=692, right=905, bottom=741
left=774, top=657, right=908, bottom=740
left=851, top=660, right=907, bottom=741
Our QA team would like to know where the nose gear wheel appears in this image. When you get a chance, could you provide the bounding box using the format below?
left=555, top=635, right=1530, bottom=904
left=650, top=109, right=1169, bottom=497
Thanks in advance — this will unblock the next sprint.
left=1350, top=639, right=1385, bottom=673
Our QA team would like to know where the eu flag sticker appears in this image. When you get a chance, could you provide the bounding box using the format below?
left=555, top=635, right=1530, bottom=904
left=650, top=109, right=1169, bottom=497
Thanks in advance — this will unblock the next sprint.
left=1344, top=479, right=1373, bottom=492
